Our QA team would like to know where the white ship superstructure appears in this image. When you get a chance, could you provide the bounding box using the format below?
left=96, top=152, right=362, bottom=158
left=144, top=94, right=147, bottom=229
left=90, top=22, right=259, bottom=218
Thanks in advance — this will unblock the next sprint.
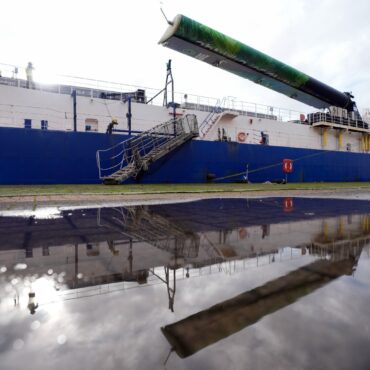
left=0, top=66, right=368, bottom=153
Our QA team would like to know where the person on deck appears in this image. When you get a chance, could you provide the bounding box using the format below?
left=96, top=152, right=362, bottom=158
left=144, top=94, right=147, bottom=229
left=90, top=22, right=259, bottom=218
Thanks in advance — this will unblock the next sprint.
left=106, top=118, right=118, bottom=134
left=26, top=62, right=34, bottom=89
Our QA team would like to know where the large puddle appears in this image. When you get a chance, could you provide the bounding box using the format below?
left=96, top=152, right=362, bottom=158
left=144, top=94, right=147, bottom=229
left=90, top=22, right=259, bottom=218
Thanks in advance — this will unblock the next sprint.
left=1, top=198, right=370, bottom=369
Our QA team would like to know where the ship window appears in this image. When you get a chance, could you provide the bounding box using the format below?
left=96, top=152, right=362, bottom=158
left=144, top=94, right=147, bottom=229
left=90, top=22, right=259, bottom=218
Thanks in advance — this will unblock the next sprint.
left=85, top=118, right=98, bottom=132
left=24, top=119, right=32, bottom=129
left=41, top=120, right=48, bottom=130
left=346, top=143, right=351, bottom=152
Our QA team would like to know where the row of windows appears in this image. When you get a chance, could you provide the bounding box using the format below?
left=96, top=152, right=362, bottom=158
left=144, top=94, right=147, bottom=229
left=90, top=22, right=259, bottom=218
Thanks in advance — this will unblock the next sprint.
left=24, top=119, right=48, bottom=130
left=23, top=119, right=99, bottom=132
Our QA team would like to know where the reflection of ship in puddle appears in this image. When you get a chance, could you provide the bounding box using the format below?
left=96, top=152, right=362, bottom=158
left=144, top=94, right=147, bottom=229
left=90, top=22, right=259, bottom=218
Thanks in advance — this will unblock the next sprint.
left=0, top=198, right=370, bottom=312
left=162, top=242, right=363, bottom=359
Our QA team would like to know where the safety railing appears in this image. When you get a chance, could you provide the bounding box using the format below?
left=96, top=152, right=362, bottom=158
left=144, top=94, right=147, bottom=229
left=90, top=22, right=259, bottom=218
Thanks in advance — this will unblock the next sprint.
left=96, top=114, right=198, bottom=179
left=307, top=112, right=369, bottom=130
left=0, top=62, right=307, bottom=120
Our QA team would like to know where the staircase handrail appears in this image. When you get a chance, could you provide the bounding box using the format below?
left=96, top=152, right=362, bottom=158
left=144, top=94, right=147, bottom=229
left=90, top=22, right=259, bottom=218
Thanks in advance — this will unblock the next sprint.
left=96, top=143, right=125, bottom=178
left=198, top=98, right=221, bottom=130
left=97, top=118, right=175, bottom=178
left=198, top=97, right=226, bottom=136
left=97, top=114, right=198, bottom=179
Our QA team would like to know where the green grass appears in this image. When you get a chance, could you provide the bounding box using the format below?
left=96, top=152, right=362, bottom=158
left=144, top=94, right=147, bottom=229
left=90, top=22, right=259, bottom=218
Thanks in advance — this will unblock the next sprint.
left=0, top=182, right=370, bottom=196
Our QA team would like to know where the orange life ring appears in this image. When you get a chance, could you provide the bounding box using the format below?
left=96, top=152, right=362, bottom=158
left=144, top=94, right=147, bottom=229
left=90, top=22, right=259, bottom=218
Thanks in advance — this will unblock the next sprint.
left=237, top=132, right=246, bottom=142
left=283, top=197, right=294, bottom=212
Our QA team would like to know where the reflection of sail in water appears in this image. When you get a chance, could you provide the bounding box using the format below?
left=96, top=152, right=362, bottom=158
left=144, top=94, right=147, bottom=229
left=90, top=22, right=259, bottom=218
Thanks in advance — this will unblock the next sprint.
left=162, top=242, right=363, bottom=358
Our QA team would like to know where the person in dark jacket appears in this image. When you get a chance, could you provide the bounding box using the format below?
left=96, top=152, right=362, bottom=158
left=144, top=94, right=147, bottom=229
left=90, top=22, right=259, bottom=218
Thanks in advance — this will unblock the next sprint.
left=106, top=118, right=118, bottom=134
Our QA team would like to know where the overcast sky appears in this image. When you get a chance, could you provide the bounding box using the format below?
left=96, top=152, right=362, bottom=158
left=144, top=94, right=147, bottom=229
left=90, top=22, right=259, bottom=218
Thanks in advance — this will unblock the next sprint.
left=1, top=0, right=369, bottom=113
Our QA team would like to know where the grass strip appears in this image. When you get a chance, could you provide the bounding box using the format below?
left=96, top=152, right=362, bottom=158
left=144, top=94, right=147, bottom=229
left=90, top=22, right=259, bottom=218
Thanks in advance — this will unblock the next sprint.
left=0, top=182, right=370, bottom=197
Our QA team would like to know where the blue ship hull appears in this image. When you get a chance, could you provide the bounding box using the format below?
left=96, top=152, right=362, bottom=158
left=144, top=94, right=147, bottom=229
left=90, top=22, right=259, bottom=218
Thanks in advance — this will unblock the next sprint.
left=1, top=127, right=369, bottom=184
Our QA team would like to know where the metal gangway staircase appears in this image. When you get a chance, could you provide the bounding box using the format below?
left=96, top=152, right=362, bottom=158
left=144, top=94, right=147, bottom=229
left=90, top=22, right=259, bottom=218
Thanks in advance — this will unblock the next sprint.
left=96, top=114, right=198, bottom=184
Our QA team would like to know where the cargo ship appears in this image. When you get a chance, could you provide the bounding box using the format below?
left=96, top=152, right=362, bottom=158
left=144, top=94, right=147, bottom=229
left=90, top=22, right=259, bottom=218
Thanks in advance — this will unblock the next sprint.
left=0, top=14, right=369, bottom=184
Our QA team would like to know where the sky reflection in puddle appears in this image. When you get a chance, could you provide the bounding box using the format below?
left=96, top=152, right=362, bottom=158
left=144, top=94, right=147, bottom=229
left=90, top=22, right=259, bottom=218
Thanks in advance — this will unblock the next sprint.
left=0, top=197, right=370, bottom=370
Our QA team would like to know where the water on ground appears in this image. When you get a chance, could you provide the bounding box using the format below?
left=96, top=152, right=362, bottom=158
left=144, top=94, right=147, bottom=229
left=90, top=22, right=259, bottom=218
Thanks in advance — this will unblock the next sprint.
left=0, top=197, right=370, bottom=370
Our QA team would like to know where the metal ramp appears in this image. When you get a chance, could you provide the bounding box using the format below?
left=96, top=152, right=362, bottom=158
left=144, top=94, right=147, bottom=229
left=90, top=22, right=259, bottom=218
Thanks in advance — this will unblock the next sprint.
left=97, top=114, right=198, bottom=184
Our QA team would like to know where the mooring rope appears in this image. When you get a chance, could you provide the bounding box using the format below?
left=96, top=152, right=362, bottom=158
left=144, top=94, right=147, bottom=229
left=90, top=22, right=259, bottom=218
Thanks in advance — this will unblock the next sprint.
left=212, top=148, right=334, bottom=182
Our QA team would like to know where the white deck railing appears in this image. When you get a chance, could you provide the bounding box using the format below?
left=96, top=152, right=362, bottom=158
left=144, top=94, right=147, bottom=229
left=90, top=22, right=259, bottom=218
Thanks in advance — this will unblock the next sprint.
left=2, top=62, right=370, bottom=125
left=0, top=62, right=309, bottom=123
